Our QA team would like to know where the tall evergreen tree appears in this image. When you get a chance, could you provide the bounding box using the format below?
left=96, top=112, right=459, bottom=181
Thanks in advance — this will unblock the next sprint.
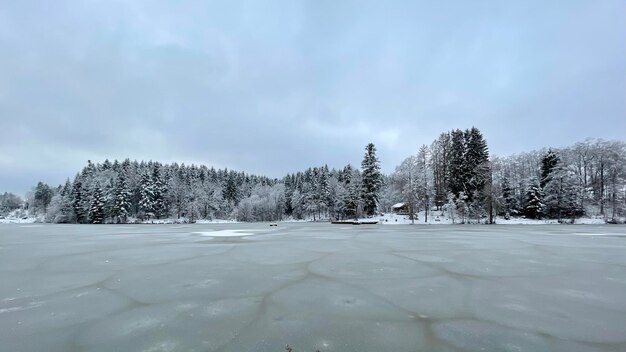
left=544, top=163, right=583, bottom=222
left=111, top=174, right=131, bottom=223
left=139, top=171, right=154, bottom=219
left=89, top=185, right=105, bottom=224
left=222, top=172, right=239, bottom=206
left=524, top=177, right=544, bottom=219
left=465, top=127, right=490, bottom=202
left=151, top=165, right=166, bottom=218
left=500, top=176, right=518, bottom=216
left=361, top=143, right=382, bottom=216
left=72, top=178, right=87, bottom=223
left=57, top=179, right=74, bottom=223
left=448, top=129, right=466, bottom=197
left=541, top=149, right=560, bottom=189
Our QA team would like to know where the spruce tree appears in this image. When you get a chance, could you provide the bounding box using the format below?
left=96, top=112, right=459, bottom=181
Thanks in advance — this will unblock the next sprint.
left=524, top=177, right=544, bottom=219
left=89, top=186, right=105, bottom=224
left=111, top=174, right=131, bottom=223
left=448, top=129, right=466, bottom=197
left=72, top=178, right=87, bottom=224
left=541, top=149, right=560, bottom=189
left=139, top=172, right=154, bottom=219
left=222, top=173, right=239, bottom=206
left=544, top=164, right=583, bottom=222
left=151, top=165, right=166, bottom=219
left=58, top=179, right=74, bottom=223
left=360, top=143, right=382, bottom=216
left=347, top=170, right=362, bottom=219
left=465, top=127, right=490, bottom=202
left=500, top=176, right=518, bottom=216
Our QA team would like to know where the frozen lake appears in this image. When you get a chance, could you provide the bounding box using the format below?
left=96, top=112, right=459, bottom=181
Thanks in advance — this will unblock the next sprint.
left=1, top=223, right=626, bottom=352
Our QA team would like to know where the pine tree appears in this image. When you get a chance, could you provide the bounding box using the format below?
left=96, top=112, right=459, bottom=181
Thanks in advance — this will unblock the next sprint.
left=524, top=177, right=544, bottom=219
left=139, top=171, right=154, bottom=219
left=541, top=149, right=560, bottom=189
left=151, top=165, right=166, bottom=219
left=58, top=179, right=74, bottom=223
left=361, top=143, right=382, bottom=216
left=544, top=164, right=583, bottom=222
left=448, top=129, right=466, bottom=197
left=89, top=185, right=105, bottom=224
left=318, top=165, right=331, bottom=216
left=500, top=176, right=518, bottom=217
left=222, top=173, right=239, bottom=206
left=111, top=174, right=131, bottom=223
left=465, top=127, right=490, bottom=202
left=72, top=178, right=87, bottom=223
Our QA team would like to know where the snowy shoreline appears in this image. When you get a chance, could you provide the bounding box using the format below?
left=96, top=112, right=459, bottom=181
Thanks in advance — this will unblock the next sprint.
left=0, top=215, right=621, bottom=225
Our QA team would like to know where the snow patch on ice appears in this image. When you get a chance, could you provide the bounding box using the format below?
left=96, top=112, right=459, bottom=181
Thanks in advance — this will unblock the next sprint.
left=195, top=219, right=240, bottom=224
left=192, top=229, right=263, bottom=237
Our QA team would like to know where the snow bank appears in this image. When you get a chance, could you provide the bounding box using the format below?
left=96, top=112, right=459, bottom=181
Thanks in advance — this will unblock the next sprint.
left=374, top=212, right=619, bottom=225
left=0, top=217, right=36, bottom=224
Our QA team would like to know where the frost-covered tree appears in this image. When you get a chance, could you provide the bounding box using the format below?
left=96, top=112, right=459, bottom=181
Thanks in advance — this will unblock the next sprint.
left=33, top=181, right=53, bottom=214
left=111, top=174, right=131, bottom=223
left=391, top=155, right=419, bottom=223
left=456, top=192, right=468, bottom=224
left=524, top=177, right=544, bottom=219
left=443, top=192, right=457, bottom=224
left=222, top=172, right=239, bottom=207
left=544, top=164, right=583, bottom=222
left=448, top=129, right=466, bottom=197
left=541, top=149, right=560, bottom=189
left=138, top=171, right=154, bottom=219
left=72, top=178, right=88, bottom=224
left=361, top=143, right=382, bottom=216
left=89, top=185, right=105, bottom=224
left=500, top=176, right=518, bottom=217
left=416, top=145, right=434, bottom=222
left=431, top=133, right=451, bottom=209
left=465, top=127, right=490, bottom=203
left=150, top=165, right=167, bottom=219
left=0, top=192, right=23, bottom=216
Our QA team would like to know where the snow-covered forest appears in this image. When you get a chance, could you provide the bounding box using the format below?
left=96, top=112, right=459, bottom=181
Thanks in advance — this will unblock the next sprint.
left=5, top=129, right=626, bottom=224
left=386, top=129, right=626, bottom=224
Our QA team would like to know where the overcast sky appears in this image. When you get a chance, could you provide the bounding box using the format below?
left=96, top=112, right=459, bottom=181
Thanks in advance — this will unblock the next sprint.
left=1, top=0, right=624, bottom=195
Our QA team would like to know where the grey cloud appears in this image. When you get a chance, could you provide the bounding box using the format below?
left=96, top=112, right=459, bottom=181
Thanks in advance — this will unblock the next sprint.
left=0, top=0, right=624, bottom=195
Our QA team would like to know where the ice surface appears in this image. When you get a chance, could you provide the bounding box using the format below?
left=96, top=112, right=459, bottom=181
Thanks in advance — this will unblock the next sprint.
left=1, top=223, right=626, bottom=351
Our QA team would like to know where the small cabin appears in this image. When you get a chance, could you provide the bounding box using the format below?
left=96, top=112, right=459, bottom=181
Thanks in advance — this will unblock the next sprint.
left=391, top=203, right=410, bottom=215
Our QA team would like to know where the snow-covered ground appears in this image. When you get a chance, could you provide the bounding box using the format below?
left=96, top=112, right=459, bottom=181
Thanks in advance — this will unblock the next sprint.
left=1, top=223, right=625, bottom=352
left=0, top=217, right=36, bottom=224
left=371, top=212, right=616, bottom=225
left=0, top=210, right=36, bottom=224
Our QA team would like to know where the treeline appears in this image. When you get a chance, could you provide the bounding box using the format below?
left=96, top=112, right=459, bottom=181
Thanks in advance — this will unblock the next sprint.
left=18, top=129, right=626, bottom=224
left=491, top=139, right=626, bottom=222
left=30, top=159, right=277, bottom=223
left=386, top=129, right=626, bottom=223
left=26, top=144, right=383, bottom=223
